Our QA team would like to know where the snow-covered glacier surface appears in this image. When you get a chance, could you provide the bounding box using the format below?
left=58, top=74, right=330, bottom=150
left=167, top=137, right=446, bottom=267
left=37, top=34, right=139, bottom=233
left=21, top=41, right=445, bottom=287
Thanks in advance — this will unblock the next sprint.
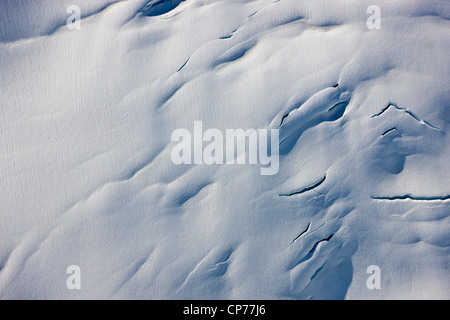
left=0, top=0, right=449, bottom=299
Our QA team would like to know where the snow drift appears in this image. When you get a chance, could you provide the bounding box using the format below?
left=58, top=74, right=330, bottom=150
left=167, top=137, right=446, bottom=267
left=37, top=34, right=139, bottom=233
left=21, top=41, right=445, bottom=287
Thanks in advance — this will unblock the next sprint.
left=0, top=0, right=449, bottom=299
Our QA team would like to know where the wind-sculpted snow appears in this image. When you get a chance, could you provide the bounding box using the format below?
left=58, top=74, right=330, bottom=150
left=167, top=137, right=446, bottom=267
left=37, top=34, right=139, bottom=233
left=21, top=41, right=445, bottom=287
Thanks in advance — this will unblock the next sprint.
left=0, top=0, right=126, bottom=42
left=0, top=0, right=449, bottom=299
left=272, top=86, right=351, bottom=154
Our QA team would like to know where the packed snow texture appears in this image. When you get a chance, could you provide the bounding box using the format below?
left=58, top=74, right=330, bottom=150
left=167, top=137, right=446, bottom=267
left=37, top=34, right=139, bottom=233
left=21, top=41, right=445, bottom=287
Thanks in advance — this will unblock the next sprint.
left=0, top=0, right=449, bottom=299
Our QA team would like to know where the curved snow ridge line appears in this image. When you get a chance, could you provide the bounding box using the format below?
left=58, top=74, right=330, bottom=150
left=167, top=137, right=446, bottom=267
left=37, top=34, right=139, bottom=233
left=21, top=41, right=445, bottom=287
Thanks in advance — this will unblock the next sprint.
left=59, top=147, right=166, bottom=222
left=308, top=234, right=334, bottom=254
left=158, top=82, right=187, bottom=108
left=219, top=34, right=233, bottom=40
left=247, top=10, right=259, bottom=18
left=170, top=181, right=215, bottom=206
left=288, top=233, right=334, bottom=270
left=371, top=103, right=442, bottom=131
left=113, top=248, right=156, bottom=294
left=175, top=247, right=234, bottom=295
left=371, top=195, right=450, bottom=201
left=408, top=9, right=450, bottom=22
left=310, top=261, right=327, bottom=280
left=1, top=1, right=127, bottom=44
left=213, top=38, right=258, bottom=68
left=114, top=146, right=167, bottom=182
left=219, top=28, right=238, bottom=40
left=381, top=127, right=398, bottom=136
left=288, top=222, right=327, bottom=251
left=177, top=57, right=190, bottom=72
left=274, top=15, right=343, bottom=32
left=0, top=227, right=58, bottom=295
left=0, top=251, right=8, bottom=272
left=274, top=86, right=351, bottom=154
left=278, top=84, right=342, bottom=128
left=245, top=0, right=342, bottom=32
left=290, top=223, right=310, bottom=246
left=279, top=175, right=326, bottom=197
left=273, top=15, right=305, bottom=29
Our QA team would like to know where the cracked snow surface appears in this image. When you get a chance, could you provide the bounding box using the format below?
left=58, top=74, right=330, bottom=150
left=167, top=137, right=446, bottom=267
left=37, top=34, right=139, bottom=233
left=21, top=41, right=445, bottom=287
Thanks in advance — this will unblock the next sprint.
left=0, top=0, right=449, bottom=299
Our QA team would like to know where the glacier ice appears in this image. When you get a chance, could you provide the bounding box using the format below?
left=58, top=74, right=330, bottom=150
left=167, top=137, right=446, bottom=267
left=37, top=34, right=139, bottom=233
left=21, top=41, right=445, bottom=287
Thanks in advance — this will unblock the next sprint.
left=0, top=0, right=449, bottom=299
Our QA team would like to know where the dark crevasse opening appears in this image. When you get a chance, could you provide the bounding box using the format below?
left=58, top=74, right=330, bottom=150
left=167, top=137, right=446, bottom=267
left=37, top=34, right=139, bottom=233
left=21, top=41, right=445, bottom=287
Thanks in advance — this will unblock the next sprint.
left=140, top=0, right=185, bottom=17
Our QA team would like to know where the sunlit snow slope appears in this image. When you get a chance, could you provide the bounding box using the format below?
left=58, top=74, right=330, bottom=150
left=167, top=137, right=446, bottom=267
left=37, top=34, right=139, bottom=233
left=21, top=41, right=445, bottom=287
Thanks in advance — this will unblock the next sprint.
left=0, top=0, right=449, bottom=299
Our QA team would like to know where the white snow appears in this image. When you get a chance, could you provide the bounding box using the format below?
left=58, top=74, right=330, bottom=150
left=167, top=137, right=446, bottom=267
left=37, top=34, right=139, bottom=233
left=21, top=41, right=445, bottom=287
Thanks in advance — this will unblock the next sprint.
left=0, top=0, right=449, bottom=299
